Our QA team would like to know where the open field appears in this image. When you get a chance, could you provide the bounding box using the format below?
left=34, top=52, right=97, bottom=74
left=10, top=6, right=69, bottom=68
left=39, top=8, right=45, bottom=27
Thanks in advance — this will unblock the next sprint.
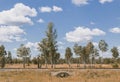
left=0, top=69, right=120, bottom=82
left=4, top=64, right=118, bottom=69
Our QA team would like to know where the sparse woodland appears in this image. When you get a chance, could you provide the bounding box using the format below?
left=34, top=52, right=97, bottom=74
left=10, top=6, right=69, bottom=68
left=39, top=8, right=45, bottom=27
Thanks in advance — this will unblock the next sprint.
left=0, top=22, right=120, bottom=69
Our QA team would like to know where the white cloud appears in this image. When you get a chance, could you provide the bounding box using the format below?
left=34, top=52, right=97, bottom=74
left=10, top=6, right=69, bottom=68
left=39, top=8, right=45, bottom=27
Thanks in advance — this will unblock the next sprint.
left=25, top=42, right=39, bottom=49
left=72, top=0, right=89, bottom=6
left=39, top=6, right=63, bottom=13
left=99, top=0, right=113, bottom=4
left=40, top=6, right=52, bottom=13
left=37, top=18, right=44, bottom=23
left=0, top=3, right=37, bottom=26
left=110, top=27, right=120, bottom=33
left=53, top=6, right=63, bottom=12
left=0, top=26, right=26, bottom=42
left=65, top=26, right=105, bottom=42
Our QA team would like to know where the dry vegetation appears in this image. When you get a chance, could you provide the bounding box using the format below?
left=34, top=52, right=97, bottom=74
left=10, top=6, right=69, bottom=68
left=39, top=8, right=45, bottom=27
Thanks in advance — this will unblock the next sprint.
left=4, top=64, right=115, bottom=69
left=0, top=69, right=120, bottom=82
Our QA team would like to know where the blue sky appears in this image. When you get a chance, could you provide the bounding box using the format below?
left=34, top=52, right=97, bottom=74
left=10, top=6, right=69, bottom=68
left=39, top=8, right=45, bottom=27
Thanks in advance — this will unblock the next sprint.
left=0, top=0, right=120, bottom=58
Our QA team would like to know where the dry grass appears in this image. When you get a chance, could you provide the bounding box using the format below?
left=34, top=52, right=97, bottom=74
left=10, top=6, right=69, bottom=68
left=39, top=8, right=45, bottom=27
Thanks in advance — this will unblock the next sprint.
left=0, top=69, right=120, bottom=82
left=4, top=64, right=115, bottom=69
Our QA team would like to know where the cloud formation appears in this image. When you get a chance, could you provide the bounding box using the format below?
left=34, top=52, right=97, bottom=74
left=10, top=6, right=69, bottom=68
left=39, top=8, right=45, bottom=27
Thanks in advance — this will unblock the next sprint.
left=72, top=0, right=89, bottom=6
left=0, top=26, right=26, bottom=42
left=25, top=42, right=39, bottom=51
left=99, top=0, right=113, bottom=4
left=0, top=3, right=37, bottom=26
left=65, top=26, right=105, bottom=42
left=37, top=18, right=44, bottom=23
left=109, top=27, right=120, bottom=33
left=39, top=6, right=63, bottom=13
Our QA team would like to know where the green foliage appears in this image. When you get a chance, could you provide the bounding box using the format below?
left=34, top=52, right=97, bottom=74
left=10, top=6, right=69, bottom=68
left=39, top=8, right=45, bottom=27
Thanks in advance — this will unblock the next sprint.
left=0, top=56, right=5, bottom=68
left=112, top=63, right=119, bottom=68
left=65, top=47, right=73, bottom=61
left=98, top=40, right=108, bottom=66
left=99, top=40, right=108, bottom=52
left=38, top=38, right=49, bottom=67
left=6, top=51, right=12, bottom=64
left=0, top=45, right=7, bottom=68
left=17, top=44, right=31, bottom=57
left=46, top=22, right=58, bottom=68
left=32, top=57, right=38, bottom=64
left=111, top=47, right=119, bottom=59
left=73, top=43, right=82, bottom=56
left=17, top=44, right=31, bottom=68
left=65, top=47, right=73, bottom=67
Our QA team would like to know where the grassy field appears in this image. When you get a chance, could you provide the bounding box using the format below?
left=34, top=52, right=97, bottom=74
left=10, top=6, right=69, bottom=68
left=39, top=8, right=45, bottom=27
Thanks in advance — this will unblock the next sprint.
left=4, top=64, right=115, bottom=69
left=0, top=69, right=120, bottom=82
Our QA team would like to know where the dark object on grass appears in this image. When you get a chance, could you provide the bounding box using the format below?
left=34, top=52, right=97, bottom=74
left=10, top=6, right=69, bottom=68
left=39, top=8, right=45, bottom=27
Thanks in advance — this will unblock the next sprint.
left=56, top=72, right=70, bottom=78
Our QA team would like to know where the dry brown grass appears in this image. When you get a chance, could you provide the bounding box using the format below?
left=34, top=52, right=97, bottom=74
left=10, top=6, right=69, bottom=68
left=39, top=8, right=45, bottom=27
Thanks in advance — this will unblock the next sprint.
left=0, top=69, right=120, bottom=82
left=4, top=64, right=115, bottom=69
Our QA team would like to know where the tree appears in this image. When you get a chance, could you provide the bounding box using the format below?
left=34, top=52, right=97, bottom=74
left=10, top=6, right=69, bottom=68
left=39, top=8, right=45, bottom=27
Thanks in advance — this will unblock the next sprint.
left=37, top=55, right=45, bottom=68
left=73, top=43, right=82, bottom=67
left=54, top=52, right=60, bottom=68
left=65, top=47, right=73, bottom=68
left=81, top=46, right=88, bottom=68
left=0, top=45, right=7, bottom=68
left=73, top=44, right=89, bottom=68
left=98, top=40, right=108, bottom=67
left=86, top=42, right=94, bottom=68
left=92, top=48, right=99, bottom=67
left=38, top=38, right=49, bottom=68
left=111, top=47, right=119, bottom=62
left=7, top=51, right=12, bottom=64
left=17, top=44, right=31, bottom=68
left=46, top=22, right=58, bottom=68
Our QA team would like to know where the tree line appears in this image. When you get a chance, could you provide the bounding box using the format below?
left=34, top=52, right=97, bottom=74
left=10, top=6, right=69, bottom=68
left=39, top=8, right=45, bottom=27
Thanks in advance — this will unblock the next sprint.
left=0, top=22, right=119, bottom=68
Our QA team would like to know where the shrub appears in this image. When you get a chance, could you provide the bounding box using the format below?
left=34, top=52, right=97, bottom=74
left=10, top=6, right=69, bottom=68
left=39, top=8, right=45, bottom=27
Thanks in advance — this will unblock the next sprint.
left=112, top=63, right=119, bottom=68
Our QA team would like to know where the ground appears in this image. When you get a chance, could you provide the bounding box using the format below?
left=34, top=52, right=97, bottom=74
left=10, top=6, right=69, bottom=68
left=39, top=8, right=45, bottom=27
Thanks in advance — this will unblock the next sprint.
left=0, top=64, right=120, bottom=82
left=0, top=69, right=120, bottom=82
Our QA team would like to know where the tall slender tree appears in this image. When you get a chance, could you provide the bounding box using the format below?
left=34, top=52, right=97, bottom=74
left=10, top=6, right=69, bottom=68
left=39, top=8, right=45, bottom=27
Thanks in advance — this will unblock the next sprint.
left=38, top=38, right=49, bottom=68
left=86, top=42, right=94, bottom=68
left=98, top=40, right=108, bottom=67
left=17, top=44, right=31, bottom=68
left=65, top=47, right=73, bottom=68
left=7, top=51, right=12, bottom=64
left=46, top=22, right=58, bottom=68
left=0, top=45, right=7, bottom=68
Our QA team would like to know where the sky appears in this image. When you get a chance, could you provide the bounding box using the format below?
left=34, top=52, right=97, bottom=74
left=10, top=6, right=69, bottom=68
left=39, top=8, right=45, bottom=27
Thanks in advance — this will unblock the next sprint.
left=0, top=0, right=120, bottom=58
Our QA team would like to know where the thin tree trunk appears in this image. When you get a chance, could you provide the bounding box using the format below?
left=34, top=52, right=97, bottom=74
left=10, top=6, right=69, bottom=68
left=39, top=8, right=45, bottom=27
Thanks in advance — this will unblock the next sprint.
left=45, top=59, right=48, bottom=68
left=100, top=52, right=103, bottom=68
left=83, top=58, right=86, bottom=69
left=51, top=56, right=53, bottom=69
left=68, top=60, right=71, bottom=68
left=23, top=57, right=25, bottom=68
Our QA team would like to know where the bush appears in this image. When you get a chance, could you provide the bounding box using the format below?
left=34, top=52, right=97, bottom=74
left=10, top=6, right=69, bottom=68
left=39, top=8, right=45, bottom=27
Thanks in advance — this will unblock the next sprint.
left=112, top=63, right=119, bottom=68
left=0, top=57, right=6, bottom=68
